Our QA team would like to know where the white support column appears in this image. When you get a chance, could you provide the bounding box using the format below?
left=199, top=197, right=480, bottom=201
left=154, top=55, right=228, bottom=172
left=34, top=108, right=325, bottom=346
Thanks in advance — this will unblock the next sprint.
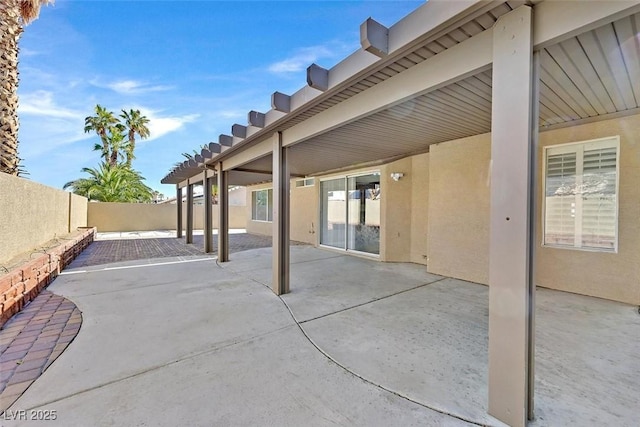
left=488, top=5, right=535, bottom=427
left=203, top=170, right=214, bottom=253
left=272, top=131, right=290, bottom=295
left=176, top=185, right=183, bottom=238
left=186, top=183, right=194, bottom=244
left=217, top=163, right=229, bottom=262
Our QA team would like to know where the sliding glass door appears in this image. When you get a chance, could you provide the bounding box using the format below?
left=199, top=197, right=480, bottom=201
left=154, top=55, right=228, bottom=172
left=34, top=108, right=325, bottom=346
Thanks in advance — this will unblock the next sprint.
left=320, top=172, right=380, bottom=255
left=320, top=178, right=346, bottom=249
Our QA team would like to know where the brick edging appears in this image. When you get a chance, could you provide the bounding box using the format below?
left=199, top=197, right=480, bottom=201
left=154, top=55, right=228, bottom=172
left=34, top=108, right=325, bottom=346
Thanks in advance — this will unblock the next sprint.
left=0, top=228, right=96, bottom=327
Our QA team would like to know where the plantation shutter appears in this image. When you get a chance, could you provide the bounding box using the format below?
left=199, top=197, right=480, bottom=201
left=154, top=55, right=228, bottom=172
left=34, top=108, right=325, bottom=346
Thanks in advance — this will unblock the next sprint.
left=544, top=152, right=577, bottom=246
left=581, top=147, right=617, bottom=249
left=544, top=137, right=618, bottom=252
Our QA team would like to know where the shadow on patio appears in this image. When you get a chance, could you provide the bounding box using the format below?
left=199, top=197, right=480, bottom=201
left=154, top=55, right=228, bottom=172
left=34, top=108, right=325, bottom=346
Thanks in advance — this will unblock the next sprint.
left=4, top=243, right=638, bottom=426
left=71, top=231, right=306, bottom=268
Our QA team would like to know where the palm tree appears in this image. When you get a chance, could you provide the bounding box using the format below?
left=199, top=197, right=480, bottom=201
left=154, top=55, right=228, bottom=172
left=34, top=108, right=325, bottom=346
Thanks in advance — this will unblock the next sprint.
left=0, top=0, right=53, bottom=175
left=64, top=162, right=153, bottom=203
left=120, top=109, right=150, bottom=168
left=84, top=104, right=119, bottom=160
left=106, top=125, right=126, bottom=167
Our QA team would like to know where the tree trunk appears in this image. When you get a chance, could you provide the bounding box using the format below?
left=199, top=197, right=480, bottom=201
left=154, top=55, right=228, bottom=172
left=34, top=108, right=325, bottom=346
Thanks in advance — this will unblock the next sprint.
left=109, top=148, right=118, bottom=167
left=0, top=0, right=23, bottom=175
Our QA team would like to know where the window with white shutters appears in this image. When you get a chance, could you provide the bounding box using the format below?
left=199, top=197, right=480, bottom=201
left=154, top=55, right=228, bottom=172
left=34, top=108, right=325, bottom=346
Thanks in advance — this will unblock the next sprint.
left=251, top=189, right=273, bottom=222
left=543, top=137, right=619, bottom=252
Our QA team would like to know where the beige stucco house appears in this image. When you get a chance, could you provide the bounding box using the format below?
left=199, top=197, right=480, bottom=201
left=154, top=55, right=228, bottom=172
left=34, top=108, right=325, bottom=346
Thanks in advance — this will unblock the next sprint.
left=162, top=1, right=640, bottom=425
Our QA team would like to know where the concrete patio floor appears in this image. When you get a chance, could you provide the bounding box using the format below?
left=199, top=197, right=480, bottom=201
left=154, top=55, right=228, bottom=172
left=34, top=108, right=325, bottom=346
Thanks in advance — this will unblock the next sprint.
left=3, top=244, right=638, bottom=426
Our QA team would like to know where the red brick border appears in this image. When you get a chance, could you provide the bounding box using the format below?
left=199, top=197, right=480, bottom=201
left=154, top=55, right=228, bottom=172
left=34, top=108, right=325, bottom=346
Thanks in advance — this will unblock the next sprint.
left=0, top=228, right=95, bottom=327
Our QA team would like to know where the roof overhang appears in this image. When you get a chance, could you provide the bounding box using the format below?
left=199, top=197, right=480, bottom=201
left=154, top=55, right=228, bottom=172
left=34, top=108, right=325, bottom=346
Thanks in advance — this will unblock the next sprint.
left=162, top=0, right=640, bottom=186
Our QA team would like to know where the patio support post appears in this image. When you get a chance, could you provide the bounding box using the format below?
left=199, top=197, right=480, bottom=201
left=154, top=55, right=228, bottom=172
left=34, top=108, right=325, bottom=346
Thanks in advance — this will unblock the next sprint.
left=217, top=163, right=229, bottom=262
left=488, top=5, right=535, bottom=427
left=186, top=182, right=194, bottom=244
left=272, top=131, right=290, bottom=295
left=203, top=170, right=214, bottom=253
left=176, top=185, right=183, bottom=238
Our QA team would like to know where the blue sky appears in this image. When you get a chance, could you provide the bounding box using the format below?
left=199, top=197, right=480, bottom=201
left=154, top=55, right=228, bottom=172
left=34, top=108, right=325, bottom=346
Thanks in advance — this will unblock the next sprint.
left=18, top=0, right=423, bottom=197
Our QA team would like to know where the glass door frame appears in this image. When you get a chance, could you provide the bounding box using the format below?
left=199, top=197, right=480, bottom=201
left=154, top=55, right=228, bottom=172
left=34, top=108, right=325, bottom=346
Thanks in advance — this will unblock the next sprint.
left=318, top=170, right=381, bottom=257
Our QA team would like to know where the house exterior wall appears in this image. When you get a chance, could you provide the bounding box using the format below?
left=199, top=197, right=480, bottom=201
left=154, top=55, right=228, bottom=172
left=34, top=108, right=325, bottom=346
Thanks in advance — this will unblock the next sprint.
left=426, top=114, right=639, bottom=305
left=381, top=158, right=413, bottom=262
left=290, top=181, right=318, bottom=244
left=427, top=133, right=492, bottom=285
left=536, top=114, right=640, bottom=305
left=410, top=153, right=430, bottom=265
left=245, top=182, right=273, bottom=237
left=0, top=174, right=88, bottom=265
left=242, top=114, right=639, bottom=304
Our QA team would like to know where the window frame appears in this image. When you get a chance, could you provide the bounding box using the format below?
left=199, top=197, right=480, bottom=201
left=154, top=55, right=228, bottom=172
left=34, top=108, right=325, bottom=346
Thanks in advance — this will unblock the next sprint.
left=542, top=136, right=620, bottom=253
left=295, top=178, right=315, bottom=188
left=251, top=188, right=273, bottom=222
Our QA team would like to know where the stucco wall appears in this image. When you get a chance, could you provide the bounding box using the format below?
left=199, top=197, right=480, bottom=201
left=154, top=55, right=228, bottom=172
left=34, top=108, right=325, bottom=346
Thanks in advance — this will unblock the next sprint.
left=88, top=202, right=247, bottom=232
left=410, top=153, right=430, bottom=265
left=0, top=174, right=88, bottom=265
left=427, top=133, right=492, bottom=284
left=88, top=203, right=176, bottom=232
left=536, top=114, right=640, bottom=305
left=69, top=193, right=88, bottom=231
left=381, top=158, right=413, bottom=262
left=291, top=182, right=318, bottom=244
left=245, top=183, right=273, bottom=237
left=246, top=179, right=320, bottom=244
left=239, top=113, right=638, bottom=305
left=425, top=114, right=639, bottom=304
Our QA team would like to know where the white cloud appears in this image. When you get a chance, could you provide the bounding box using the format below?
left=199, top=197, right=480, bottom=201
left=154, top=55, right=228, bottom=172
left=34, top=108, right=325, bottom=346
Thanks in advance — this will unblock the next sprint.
left=91, top=78, right=173, bottom=95
left=139, top=109, right=200, bottom=142
left=18, top=90, right=84, bottom=119
left=217, top=109, right=245, bottom=119
left=268, top=41, right=353, bottom=75
left=19, top=48, right=43, bottom=57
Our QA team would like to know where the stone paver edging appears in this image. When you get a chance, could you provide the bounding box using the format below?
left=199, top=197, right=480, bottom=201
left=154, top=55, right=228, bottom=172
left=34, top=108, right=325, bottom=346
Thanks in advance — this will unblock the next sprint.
left=0, top=228, right=95, bottom=326
left=0, top=291, right=82, bottom=413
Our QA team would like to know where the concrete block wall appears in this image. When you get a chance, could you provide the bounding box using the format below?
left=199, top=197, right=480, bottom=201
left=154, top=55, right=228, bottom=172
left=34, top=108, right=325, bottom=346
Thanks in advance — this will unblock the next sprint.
left=0, top=174, right=89, bottom=265
left=87, top=203, right=247, bottom=232
left=0, top=228, right=95, bottom=326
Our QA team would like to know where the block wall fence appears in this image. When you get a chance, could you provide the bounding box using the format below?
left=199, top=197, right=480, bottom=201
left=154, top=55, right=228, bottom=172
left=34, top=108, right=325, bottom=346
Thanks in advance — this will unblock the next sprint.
left=0, top=174, right=88, bottom=265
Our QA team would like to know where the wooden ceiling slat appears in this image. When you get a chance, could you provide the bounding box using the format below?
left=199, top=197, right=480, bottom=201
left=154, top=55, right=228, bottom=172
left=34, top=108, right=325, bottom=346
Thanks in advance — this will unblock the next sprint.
left=387, top=62, right=409, bottom=73
left=563, top=37, right=618, bottom=113
left=435, top=34, right=457, bottom=49
left=614, top=15, right=640, bottom=105
left=474, top=13, right=496, bottom=30
left=408, top=100, right=490, bottom=135
left=420, top=90, right=491, bottom=125
left=614, top=13, right=640, bottom=107
left=448, top=28, right=470, bottom=43
left=546, top=42, right=611, bottom=115
left=488, top=2, right=512, bottom=20
left=405, top=53, right=427, bottom=64
left=397, top=57, right=419, bottom=68
left=460, top=20, right=485, bottom=37
left=440, top=83, right=492, bottom=111
left=425, top=41, right=446, bottom=54
left=539, top=83, right=581, bottom=122
left=413, top=47, right=435, bottom=60
left=539, top=49, right=596, bottom=117
left=539, top=102, right=567, bottom=126
left=422, top=93, right=491, bottom=128
left=476, top=70, right=494, bottom=87
left=578, top=29, right=630, bottom=111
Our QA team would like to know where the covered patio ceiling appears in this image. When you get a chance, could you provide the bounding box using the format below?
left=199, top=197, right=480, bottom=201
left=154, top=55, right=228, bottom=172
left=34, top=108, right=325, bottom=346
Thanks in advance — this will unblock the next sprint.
left=162, top=2, right=640, bottom=187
